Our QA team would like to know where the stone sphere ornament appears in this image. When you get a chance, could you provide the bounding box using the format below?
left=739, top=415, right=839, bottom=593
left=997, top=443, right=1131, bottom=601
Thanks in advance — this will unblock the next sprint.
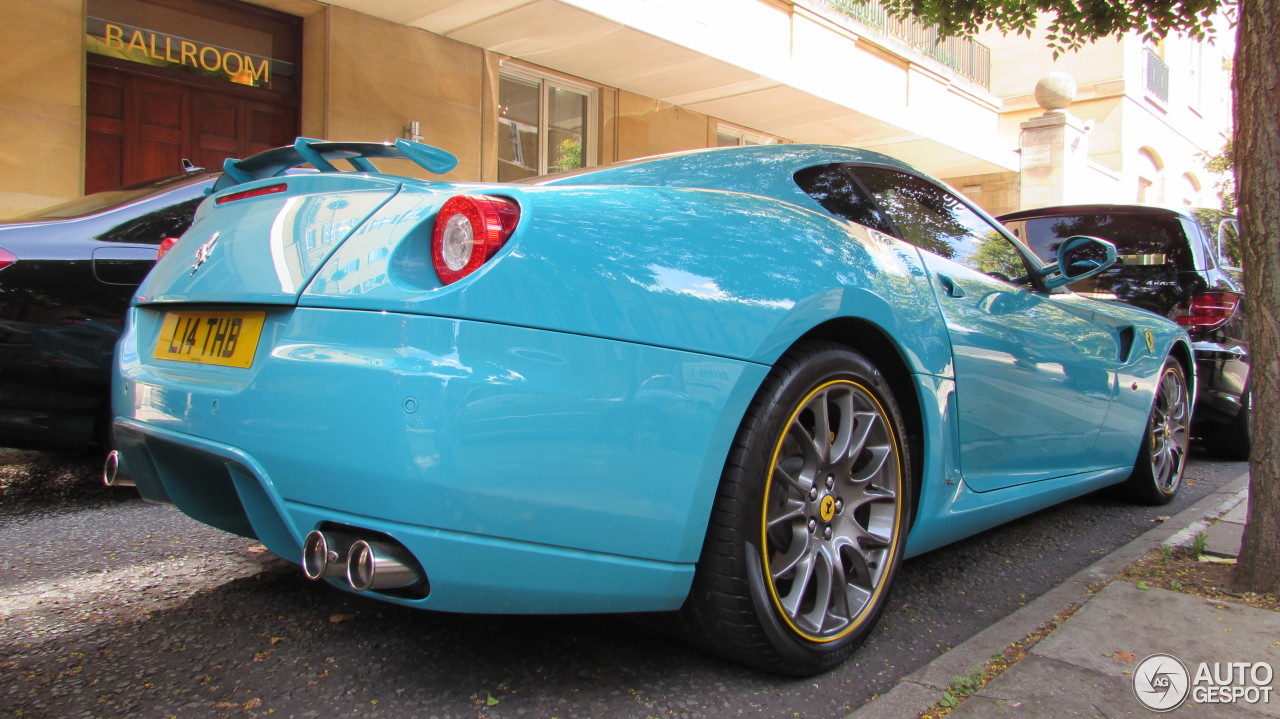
left=1034, top=72, right=1077, bottom=111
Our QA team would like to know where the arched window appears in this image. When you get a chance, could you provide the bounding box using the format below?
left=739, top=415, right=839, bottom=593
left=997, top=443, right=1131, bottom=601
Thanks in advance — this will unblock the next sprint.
left=1136, top=148, right=1164, bottom=203
left=1179, top=173, right=1202, bottom=206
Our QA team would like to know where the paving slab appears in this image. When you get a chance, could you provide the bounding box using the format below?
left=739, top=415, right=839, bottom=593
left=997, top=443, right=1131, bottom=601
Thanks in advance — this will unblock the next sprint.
left=1032, top=581, right=1279, bottom=717
left=1221, top=500, right=1249, bottom=525
left=1205, top=520, right=1245, bottom=557
left=946, top=654, right=1245, bottom=719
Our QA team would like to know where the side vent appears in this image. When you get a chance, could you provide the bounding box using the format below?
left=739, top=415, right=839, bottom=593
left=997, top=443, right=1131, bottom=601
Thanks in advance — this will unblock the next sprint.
left=1117, top=326, right=1136, bottom=362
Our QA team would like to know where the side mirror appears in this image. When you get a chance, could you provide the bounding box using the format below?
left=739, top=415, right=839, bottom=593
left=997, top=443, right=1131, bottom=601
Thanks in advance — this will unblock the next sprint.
left=1040, top=235, right=1117, bottom=290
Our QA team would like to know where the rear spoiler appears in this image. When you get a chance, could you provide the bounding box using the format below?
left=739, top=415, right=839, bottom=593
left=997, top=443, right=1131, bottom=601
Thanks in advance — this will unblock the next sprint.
left=211, top=137, right=459, bottom=193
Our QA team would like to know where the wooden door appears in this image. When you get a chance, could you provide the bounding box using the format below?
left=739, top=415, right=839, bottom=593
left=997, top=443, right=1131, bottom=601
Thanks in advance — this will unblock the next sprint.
left=191, top=90, right=295, bottom=176
left=85, top=67, right=128, bottom=195
left=86, top=64, right=297, bottom=194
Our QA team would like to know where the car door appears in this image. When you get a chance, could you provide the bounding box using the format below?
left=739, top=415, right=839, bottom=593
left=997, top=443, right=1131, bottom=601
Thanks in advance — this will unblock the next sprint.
left=849, top=166, right=1121, bottom=491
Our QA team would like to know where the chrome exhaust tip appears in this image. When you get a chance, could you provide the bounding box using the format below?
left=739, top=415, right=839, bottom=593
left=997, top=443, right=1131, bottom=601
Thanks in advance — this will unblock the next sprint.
left=346, top=539, right=421, bottom=592
left=302, top=530, right=357, bottom=580
left=101, top=450, right=135, bottom=488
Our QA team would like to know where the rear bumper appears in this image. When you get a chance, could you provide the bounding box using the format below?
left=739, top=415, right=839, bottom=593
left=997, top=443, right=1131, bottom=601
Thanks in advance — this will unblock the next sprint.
left=114, top=306, right=768, bottom=613
left=114, top=419, right=696, bottom=612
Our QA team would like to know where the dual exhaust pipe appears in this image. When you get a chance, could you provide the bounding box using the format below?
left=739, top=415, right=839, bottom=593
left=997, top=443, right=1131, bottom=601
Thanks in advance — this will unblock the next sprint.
left=303, top=529, right=426, bottom=594
left=104, top=450, right=424, bottom=595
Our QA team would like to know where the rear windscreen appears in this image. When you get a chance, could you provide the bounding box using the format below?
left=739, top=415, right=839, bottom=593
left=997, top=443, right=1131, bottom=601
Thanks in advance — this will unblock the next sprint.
left=1004, top=213, right=1192, bottom=272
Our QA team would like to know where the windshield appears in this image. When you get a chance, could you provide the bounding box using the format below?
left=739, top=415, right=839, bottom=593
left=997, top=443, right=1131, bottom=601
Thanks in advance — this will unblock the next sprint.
left=16, top=172, right=213, bottom=220
left=1007, top=212, right=1193, bottom=272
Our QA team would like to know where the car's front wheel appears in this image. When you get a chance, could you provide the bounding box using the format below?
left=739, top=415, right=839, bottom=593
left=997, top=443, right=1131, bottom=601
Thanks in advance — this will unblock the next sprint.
left=679, top=342, right=911, bottom=676
left=1119, top=357, right=1191, bottom=505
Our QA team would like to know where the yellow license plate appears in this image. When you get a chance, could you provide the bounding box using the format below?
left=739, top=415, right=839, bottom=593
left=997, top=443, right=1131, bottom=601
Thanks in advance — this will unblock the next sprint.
left=153, top=311, right=265, bottom=368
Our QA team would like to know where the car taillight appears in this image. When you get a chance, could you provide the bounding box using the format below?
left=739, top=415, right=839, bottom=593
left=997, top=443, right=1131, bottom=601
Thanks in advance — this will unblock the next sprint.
left=215, top=182, right=287, bottom=205
left=431, top=195, right=520, bottom=285
left=1174, top=291, right=1241, bottom=331
left=0, top=247, right=14, bottom=272
left=157, top=237, right=179, bottom=260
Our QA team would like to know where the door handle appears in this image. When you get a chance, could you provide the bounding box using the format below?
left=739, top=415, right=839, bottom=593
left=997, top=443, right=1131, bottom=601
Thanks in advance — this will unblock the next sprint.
left=937, top=274, right=966, bottom=298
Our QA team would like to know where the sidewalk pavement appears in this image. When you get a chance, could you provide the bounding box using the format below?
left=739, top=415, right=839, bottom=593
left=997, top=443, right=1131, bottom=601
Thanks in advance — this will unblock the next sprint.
left=848, top=469, right=1278, bottom=719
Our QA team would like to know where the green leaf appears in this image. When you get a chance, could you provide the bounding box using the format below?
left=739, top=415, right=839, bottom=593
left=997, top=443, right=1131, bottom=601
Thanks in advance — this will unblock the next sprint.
left=1136, top=581, right=1150, bottom=590
left=486, top=695, right=500, bottom=706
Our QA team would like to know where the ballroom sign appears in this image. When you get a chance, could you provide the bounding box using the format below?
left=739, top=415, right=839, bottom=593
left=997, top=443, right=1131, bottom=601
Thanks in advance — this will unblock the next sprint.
left=87, top=16, right=293, bottom=88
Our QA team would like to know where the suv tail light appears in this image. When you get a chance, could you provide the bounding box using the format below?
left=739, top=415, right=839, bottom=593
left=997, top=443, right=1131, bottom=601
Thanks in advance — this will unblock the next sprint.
left=431, top=195, right=520, bottom=285
left=0, top=247, right=14, bottom=272
left=1174, top=291, right=1241, bottom=331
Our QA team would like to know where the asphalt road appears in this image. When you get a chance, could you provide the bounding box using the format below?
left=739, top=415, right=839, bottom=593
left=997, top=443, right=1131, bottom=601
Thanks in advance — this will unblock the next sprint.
left=0, top=453, right=1245, bottom=719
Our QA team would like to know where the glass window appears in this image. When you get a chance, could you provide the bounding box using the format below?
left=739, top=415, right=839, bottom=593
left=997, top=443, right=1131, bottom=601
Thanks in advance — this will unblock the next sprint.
left=715, top=125, right=777, bottom=147
left=498, top=69, right=594, bottom=181
left=1009, top=212, right=1193, bottom=273
left=97, top=196, right=202, bottom=244
left=852, top=166, right=1030, bottom=280
left=1218, top=218, right=1243, bottom=268
left=793, top=164, right=894, bottom=234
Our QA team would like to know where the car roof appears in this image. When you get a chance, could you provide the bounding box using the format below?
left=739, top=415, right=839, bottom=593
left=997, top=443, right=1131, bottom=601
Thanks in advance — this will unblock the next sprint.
left=996, top=203, right=1222, bottom=223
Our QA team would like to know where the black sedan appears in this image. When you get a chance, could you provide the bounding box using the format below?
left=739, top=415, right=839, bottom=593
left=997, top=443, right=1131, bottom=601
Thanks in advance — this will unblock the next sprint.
left=0, top=170, right=217, bottom=451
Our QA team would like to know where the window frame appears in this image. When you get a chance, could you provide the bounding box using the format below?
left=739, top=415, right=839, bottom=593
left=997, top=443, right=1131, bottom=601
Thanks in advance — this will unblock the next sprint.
left=715, top=123, right=779, bottom=147
left=795, top=162, right=1044, bottom=287
left=497, top=63, right=598, bottom=178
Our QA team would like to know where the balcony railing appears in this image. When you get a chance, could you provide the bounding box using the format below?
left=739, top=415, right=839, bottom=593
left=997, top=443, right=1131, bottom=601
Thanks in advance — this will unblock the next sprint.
left=807, top=0, right=991, bottom=89
left=1144, top=48, right=1169, bottom=103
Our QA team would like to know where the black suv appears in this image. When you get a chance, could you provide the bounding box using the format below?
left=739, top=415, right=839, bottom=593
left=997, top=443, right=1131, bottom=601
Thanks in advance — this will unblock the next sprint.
left=998, top=204, right=1249, bottom=459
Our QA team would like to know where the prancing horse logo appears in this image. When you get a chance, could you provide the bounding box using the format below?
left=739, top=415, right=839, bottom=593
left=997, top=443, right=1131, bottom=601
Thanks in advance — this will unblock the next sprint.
left=190, top=232, right=220, bottom=276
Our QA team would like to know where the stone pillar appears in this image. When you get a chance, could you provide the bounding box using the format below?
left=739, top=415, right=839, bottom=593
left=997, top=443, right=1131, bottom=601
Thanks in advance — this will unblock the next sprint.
left=1018, top=72, right=1093, bottom=210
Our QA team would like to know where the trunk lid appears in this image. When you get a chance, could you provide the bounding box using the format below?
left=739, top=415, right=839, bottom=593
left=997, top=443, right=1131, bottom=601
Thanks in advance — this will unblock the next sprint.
left=136, top=174, right=403, bottom=306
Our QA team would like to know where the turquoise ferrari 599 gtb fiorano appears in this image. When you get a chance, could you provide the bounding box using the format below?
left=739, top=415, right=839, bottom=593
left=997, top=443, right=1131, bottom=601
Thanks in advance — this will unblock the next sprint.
left=110, top=138, right=1193, bottom=676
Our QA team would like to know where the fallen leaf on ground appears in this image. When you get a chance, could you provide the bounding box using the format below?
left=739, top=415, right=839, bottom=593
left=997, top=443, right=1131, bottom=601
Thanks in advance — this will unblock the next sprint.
left=329, top=614, right=354, bottom=624
left=1113, top=651, right=1136, bottom=662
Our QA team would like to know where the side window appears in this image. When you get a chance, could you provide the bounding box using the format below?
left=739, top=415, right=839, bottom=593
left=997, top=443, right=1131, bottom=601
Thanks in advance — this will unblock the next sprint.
left=97, top=197, right=202, bottom=245
left=1218, top=218, right=1243, bottom=269
left=793, top=164, right=895, bottom=235
left=851, top=166, right=1030, bottom=281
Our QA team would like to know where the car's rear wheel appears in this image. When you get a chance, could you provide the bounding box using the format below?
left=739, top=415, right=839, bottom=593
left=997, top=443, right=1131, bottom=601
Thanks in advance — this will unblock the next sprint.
left=679, top=342, right=910, bottom=676
left=1119, top=358, right=1190, bottom=505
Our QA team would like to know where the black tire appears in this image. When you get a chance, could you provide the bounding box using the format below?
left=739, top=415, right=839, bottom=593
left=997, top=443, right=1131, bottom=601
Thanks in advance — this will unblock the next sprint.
left=1200, top=389, right=1251, bottom=461
left=678, top=342, right=911, bottom=676
left=1118, top=358, right=1191, bottom=505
